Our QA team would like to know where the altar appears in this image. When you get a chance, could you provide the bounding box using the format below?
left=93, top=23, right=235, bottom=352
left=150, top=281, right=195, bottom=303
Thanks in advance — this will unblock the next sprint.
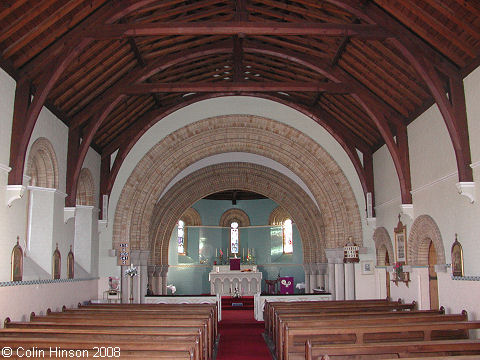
left=209, top=265, right=262, bottom=296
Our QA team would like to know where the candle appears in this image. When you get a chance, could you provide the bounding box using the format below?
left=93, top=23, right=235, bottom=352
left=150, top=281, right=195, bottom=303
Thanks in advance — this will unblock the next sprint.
left=242, top=248, right=244, bottom=258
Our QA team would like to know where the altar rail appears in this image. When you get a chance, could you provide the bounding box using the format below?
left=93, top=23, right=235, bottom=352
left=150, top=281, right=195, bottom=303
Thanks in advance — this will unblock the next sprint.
left=145, top=295, right=220, bottom=321
left=254, top=294, right=333, bottom=321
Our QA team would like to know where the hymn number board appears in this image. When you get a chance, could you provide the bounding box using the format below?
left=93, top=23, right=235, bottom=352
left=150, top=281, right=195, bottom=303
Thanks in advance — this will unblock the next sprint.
left=118, top=243, right=130, bottom=266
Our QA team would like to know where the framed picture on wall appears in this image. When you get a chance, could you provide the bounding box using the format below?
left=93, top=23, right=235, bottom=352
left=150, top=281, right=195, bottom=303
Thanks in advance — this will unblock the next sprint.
left=394, top=215, right=407, bottom=264
left=451, top=234, right=464, bottom=277
left=361, top=260, right=374, bottom=275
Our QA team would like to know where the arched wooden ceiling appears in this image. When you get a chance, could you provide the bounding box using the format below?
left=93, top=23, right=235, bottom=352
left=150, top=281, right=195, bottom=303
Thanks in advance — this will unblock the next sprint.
left=1, top=0, right=479, bottom=208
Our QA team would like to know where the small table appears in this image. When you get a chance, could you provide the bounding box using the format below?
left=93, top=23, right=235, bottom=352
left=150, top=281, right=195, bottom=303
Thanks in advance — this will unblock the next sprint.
left=103, top=290, right=121, bottom=303
left=265, top=279, right=278, bottom=294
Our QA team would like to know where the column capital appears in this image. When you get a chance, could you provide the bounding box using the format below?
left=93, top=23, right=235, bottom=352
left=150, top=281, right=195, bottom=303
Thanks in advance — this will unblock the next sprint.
left=325, top=248, right=344, bottom=264
left=130, top=250, right=150, bottom=265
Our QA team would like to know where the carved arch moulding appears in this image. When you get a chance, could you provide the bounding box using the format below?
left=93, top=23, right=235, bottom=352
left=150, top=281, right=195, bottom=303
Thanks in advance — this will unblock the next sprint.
left=149, top=162, right=323, bottom=265
left=111, top=115, right=363, bottom=265
left=408, top=215, right=446, bottom=266
left=373, top=227, right=394, bottom=266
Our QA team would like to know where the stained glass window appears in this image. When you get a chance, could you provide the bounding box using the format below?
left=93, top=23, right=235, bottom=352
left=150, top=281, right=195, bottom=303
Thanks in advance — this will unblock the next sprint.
left=177, top=220, right=186, bottom=255
left=283, top=219, right=293, bottom=254
left=231, top=221, right=239, bottom=254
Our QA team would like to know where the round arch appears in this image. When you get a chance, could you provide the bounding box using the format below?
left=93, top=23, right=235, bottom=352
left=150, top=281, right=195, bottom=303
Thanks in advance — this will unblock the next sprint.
left=373, top=227, right=394, bottom=266
left=269, top=206, right=292, bottom=226
left=408, top=215, right=446, bottom=266
left=149, top=162, right=324, bottom=265
left=219, top=209, right=251, bottom=227
left=76, top=168, right=95, bottom=206
left=26, top=137, right=59, bottom=189
left=180, top=207, right=202, bottom=226
left=112, top=115, right=362, bottom=262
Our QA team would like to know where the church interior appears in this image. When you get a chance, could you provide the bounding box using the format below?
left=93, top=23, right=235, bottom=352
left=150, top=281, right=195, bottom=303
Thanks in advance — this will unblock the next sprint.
left=1, top=1, right=480, bottom=358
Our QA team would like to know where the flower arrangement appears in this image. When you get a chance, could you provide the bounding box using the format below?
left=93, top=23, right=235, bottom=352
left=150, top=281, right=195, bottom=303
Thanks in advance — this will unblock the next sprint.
left=125, top=265, right=138, bottom=277
left=393, top=262, right=403, bottom=277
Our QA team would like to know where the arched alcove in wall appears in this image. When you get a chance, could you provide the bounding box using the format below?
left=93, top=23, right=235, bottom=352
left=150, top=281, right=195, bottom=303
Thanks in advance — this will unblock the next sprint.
left=112, top=114, right=362, bottom=264
left=26, top=137, right=58, bottom=189
left=180, top=207, right=202, bottom=226
left=219, top=208, right=251, bottom=227
left=408, top=215, right=446, bottom=266
left=373, top=227, right=394, bottom=266
left=269, top=206, right=291, bottom=226
left=76, top=168, right=95, bottom=206
left=149, top=163, right=325, bottom=265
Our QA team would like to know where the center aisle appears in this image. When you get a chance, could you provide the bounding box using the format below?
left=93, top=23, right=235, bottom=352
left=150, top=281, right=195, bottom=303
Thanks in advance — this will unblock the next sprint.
left=216, top=309, right=272, bottom=360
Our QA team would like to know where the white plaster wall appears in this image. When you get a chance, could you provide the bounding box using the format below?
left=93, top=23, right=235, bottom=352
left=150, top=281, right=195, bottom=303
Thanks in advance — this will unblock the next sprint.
left=464, top=68, right=480, bottom=163
left=100, top=96, right=369, bottom=277
left=438, top=271, right=480, bottom=320
left=27, top=107, right=68, bottom=193
left=0, top=68, right=15, bottom=165
left=371, top=66, right=480, bottom=312
left=0, top=69, right=100, bottom=290
left=0, top=279, right=98, bottom=326
left=83, top=147, right=101, bottom=209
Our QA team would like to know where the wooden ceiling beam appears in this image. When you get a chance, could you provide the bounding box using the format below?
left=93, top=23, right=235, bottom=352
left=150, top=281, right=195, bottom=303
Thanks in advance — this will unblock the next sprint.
left=84, top=22, right=391, bottom=39
left=20, top=0, right=160, bottom=79
left=120, top=81, right=353, bottom=94
left=101, top=92, right=373, bottom=203
left=69, top=40, right=233, bottom=129
left=353, top=0, right=473, bottom=183
left=325, top=0, right=459, bottom=76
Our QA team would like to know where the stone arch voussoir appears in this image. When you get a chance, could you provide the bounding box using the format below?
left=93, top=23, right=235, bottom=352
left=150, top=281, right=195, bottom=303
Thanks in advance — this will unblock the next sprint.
left=26, top=137, right=59, bottom=189
left=149, top=163, right=323, bottom=265
left=113, top=115, right=362, bottom=263
left=373, top=227, right=394, bottom=266
left=219, top=208, right=251, bottom=227
left=408, top=215, right=446, bottom=266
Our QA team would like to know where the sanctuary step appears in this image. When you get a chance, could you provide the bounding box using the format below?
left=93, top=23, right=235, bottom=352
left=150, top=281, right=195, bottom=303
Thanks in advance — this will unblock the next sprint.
left=221, top=296, right=254, bottom=310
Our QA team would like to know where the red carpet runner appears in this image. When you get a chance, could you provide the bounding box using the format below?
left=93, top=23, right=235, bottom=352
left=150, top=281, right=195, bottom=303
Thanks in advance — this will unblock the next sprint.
left=216, top=309, right=272, bottom=360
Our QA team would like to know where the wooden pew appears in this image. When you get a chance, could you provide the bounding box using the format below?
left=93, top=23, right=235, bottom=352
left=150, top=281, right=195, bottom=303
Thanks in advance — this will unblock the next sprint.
left=303, top=339, right=480, bottom=360
left=266, top=300, right=416, bottom=337
left=284, top=320, right=480, bottom=359
left=0, top=337, right=201, bottom=360
left=269, top=302, right=418, bottom=352
left=4, top=303, right=217, bottom=360
left=264, top=299, right=402, bottom=331
left=275, top=312, right=467, bottom=360
left=31, top=310, right=215, bottom=359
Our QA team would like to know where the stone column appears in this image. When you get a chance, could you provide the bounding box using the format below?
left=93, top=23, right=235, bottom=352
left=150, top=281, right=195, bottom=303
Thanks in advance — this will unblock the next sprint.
left=160, top=265, right=169, bottom=295
left=344, top=262, right=355, bottom=300
left=335, top=262, right=345, bottom=300
left=147, top=265, right=155, bottom=295
left=327, top=261, right=335, bottom=299
left=153, top=266, right=162, bottom=295
left=325, top=248, right=343, bottom=300
left=303, top=264, right=313, bottom=293
left=120, top=265, right=129, bottom=303
left=316, top=263, right=327, bottom=290
left=309, top=264, right=318, bottom=292
left=130, top=250, right=150, bottom=303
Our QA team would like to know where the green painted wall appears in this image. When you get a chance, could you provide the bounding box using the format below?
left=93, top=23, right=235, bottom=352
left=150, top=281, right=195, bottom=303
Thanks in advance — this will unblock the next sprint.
left=167, top=199, right=305, bottom=294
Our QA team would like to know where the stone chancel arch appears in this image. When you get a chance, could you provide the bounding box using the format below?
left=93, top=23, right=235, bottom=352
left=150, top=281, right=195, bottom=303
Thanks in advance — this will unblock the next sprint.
left=113, top=115, right=362, bottom=263
left=149, top=163, right=323, bottom=265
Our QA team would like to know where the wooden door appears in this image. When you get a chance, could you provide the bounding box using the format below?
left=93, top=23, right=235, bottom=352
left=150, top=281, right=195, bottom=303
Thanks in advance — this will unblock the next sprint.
left=428, top=241, right=439, bottom=310
left=385, top=251, right=391, bottom=300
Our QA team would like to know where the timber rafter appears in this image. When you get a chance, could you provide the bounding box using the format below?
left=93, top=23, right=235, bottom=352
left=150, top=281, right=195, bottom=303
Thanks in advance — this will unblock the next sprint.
left=2, top=0, right=479, bottom=212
